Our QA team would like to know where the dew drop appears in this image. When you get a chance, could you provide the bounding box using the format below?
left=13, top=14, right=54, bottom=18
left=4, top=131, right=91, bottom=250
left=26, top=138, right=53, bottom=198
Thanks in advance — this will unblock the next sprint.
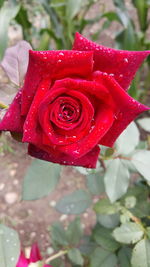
left=119, top=74, right=123, bottom=78
left=59, top=52, right=64, bottom=56
left=57, top=59, right=62, bottom=63
left=109, top=73, right=114, bottom=77
left=124, top=58, right=128, bottom=63
left=11, top=257, right=15, bottom=262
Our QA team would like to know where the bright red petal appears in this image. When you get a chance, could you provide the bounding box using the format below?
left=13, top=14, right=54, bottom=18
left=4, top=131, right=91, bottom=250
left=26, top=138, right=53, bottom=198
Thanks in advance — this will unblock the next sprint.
left=29, top=243, right=42, bottom=263
left=28, top=144, right=100, bottom=168
left=21, top=50, right=93, bottom=115
left=93, top=72, right=150, bottom=147
left=16, top=252, right=28, bottom=267
left=73, top=32, right=150, bottom=90
left=0, top=90, right=24, bottom=132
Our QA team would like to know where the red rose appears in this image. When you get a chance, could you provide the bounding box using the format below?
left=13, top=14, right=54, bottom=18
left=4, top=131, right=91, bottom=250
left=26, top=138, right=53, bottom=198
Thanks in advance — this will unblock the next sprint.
left=0, top=33, right=149, bottom=168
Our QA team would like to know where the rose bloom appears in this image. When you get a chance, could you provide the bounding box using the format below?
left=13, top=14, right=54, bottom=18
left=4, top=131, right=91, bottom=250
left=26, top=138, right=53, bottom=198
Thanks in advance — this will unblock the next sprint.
left=0, top=33, right=149, bottom=168
left=16, top=243, right=51, bottom=267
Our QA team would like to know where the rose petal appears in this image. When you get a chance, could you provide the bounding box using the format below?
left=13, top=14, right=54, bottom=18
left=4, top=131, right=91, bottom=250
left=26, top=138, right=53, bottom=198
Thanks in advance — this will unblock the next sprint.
left=22, top=78, right=51, bottom=144
left=73, top=32, right=150, bottom=90
left=0, top=89, right=24, bottom=132
left=58, top=106, right=114, bottom=158
left=29, top=243, right=42, bottom=263
left=28, top=144, right=100, bottom=168
left=16, top=252, right=29, bottom=267
left=93, top=72, right=150, bottom=147
left=21, top=50, right=93, bottom=115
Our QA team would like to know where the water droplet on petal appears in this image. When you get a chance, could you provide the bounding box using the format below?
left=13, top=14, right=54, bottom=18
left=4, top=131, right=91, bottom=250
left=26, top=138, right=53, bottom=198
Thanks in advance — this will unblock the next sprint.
left=124, top=58, right=128, bottom=63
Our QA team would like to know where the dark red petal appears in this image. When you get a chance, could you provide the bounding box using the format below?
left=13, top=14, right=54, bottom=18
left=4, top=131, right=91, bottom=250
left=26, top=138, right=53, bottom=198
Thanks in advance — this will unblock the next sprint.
left=0, top=90, right=24, bottom=132
left=28, top=144, right=100, bottom=168
left=29, top=243, right=42, bottom=263
left=21, top=50, right=93, bottom=115
left=22, top=78, right=50, bottom=144
left=73, top=32, right=150, bottom=90
left=95, top=72, right=150, bottom=147
left=58, top=106, right=114, bottom=158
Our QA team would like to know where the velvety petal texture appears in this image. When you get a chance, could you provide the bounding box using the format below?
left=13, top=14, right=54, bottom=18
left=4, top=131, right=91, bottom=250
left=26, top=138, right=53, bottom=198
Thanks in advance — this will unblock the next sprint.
left=73, top=32, right=150, bottom=90
left=16, top=243, right=52, bottom=267
left=0, top=33, right=149, bottom=168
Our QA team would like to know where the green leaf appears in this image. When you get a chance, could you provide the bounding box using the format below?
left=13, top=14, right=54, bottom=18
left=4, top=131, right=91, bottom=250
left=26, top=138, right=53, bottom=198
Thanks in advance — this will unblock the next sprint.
left=115, top=23, right=139, bottom=51
left=22, top=159, right=61, bottom=200
left=118, top=247, right=131, bottom=267
left=132, top=0, right=148, bottom=31
left=94, top=198, right=120, bottom=215
left=0, top=2, right=20, bottom=60
left=56, top=190, right=92, bottom=214
left=15, top=5, right=31, bottom=29
left=0, top=224, right=20, bottom=267
left=66, top=218, right=83, bottom=245
left=116, top=122, right=139, bottom=155
left=79, top=236, right=96, bottom=256
left=68, top=248, right=84, bottom=266
left=0, top=0, right=5, bottom=8
left=93, top=225, right=120, bottom=252
left=50, top=258, right=65, bottom=267
left=131, top=151, right=150, bottom=181
left=90, top=247, right=118, bottom=267
left=66, top=0, right=82, bottom=19
left=137, top=118, right=150, bottom=132
left=131, top=239, right=150, bottom=267
left=113, top=222, right=144, bottom=244
left=50, top=222, right=68, bottom=247
left=104, top=159, right=130, bottom=203
left=86, top=172, right=105, bottom=195
left=112, top=0, right=126, bottom=10
left=98, top=213, right=120, bottom=229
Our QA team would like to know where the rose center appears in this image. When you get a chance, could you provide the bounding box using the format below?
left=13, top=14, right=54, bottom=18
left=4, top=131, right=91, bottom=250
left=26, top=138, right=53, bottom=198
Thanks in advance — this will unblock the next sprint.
left=59, top=104, right=76, bottom=121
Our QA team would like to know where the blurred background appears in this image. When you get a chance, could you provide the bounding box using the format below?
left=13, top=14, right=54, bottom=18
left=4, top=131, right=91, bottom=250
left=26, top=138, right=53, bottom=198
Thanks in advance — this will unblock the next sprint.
left=0, top=0, right=150, bottom=259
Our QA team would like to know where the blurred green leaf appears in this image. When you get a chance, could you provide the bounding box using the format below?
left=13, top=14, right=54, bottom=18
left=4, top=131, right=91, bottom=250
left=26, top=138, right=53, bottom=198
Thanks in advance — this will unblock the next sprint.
left=131, top=239, right=150, bottom=267
left=90, top=247, right=118, bottom=267
left=0, top=0, right=4, bottom=8
left=116, top=122, right=140, bottom=155
left=98, top=213, right=120, bottom=229
left=132, top=0, right=148, bottom=31
left=66, top=0, right=82, bottom=19
left=0, top=1, right=20, bottom=60
left=68, top=248, right=84, bottom=266
left=66, top=218, right=83, bottom=246
left=104, top=159, right=130, bottom=203
left=113, top=0, right=126, bottom=10
left=22, top=160, right=61, bottom=200
left=115, top=23, right=139, bottom=50
left=118, top=247, right=132, bottom=267
left=15, top=5, right=31, bottom=30
left=50, top=222, right=68, bottom=247
left=86, top=172, right=105, bottom=195
left=56, top=190, right=92, bottom=214
left=93, top=225, right=120, bottom=252
left=131, top=151, right=150, bottom=181
left=137, top=118, right=150, bottom=132
left=113, top=222, right=144, bottom=244
left=50, top=258, right=65, bottom=267
left=0, top=224, right=20, bottom=267
left=79, top=236, right=96, bottom=256
left=94, top=198, right=120, bottom=215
